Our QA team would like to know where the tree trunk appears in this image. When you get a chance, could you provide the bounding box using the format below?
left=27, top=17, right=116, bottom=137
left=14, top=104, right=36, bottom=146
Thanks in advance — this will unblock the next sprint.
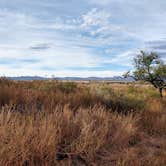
left=159, top=88, right=163, bottom=98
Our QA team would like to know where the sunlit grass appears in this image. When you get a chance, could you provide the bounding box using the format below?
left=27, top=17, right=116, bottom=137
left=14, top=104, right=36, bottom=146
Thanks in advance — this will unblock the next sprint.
left=0, top=79, right=165, bottom=165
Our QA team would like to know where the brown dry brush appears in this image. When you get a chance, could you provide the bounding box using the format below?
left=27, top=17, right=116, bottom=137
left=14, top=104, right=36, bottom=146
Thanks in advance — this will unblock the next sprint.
left=0, top=106, right=139, bottom=166
left=0, top=79, right=148, bottom=113
left=0, top=79, right=166, bottom=165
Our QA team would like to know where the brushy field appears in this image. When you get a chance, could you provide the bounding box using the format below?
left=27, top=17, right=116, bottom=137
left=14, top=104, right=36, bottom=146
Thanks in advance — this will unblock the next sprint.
left=0, top=78, right=166, bottom=166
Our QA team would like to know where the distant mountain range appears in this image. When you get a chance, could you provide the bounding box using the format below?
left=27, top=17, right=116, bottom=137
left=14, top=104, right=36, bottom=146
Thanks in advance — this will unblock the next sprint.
left=8, top=76, right=134, bottom=82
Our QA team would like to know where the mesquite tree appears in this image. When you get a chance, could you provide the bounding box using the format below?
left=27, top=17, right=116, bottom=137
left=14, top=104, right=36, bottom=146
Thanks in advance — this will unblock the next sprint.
left=124, top=51, right=166, bottom=97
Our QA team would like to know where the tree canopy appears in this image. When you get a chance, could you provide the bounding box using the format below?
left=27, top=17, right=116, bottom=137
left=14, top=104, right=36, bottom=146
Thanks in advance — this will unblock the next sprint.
left=124, top=51, right=166, bottom=97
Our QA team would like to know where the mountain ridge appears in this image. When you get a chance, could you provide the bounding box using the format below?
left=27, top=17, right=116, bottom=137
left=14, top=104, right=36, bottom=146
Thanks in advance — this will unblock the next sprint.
left=7, top=76, right=134, bottom=81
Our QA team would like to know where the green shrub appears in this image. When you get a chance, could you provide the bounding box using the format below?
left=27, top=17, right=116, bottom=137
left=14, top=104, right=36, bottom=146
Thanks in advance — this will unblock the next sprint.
left=57, top=82, right=77, bottom=93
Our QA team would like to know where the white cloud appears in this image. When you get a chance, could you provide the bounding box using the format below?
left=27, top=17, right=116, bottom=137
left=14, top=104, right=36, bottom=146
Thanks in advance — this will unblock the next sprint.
left=102, top=50, right=137, bottom=67
left=0, top=1, right=166, bottom=77
left=0, top=8, right=141, bottom=77
left=89, top=0, right=116, bottom=6
left=0, top=66, right=123, bottom=77
left=81, top=8, right=111, bottom=27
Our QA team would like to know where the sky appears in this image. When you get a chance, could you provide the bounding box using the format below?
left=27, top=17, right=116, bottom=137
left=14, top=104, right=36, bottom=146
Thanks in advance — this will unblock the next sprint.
left=0, top=0, right=166, bottom=77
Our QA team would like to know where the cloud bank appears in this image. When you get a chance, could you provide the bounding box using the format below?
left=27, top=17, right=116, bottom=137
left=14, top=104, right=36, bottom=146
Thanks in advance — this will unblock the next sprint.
left=0, top=0, right=166, bottom=77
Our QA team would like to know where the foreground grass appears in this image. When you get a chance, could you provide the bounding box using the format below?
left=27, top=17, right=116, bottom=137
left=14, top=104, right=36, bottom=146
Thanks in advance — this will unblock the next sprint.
left=0, top=106, right=138, bottom=165
left=0, top=79, right=166, bottom=165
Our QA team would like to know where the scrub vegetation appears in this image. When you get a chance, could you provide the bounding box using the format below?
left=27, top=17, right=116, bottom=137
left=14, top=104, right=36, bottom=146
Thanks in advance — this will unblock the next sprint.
left=0, top=78, right=166, bottom=166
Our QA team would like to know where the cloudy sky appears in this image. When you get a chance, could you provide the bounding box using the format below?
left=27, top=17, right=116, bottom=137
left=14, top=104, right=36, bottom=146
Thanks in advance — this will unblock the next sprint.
left=0, top=0, right=166, bottom=77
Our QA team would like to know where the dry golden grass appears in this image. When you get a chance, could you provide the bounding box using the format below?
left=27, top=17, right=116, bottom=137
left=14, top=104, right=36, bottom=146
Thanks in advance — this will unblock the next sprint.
left=0, top=79, right=166, bottom=166
left=0, top=106, right=138, bottom=166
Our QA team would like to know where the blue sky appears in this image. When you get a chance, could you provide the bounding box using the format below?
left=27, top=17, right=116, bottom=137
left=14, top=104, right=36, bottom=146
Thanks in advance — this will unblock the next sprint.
left=0, top=0, right=166, bottom=77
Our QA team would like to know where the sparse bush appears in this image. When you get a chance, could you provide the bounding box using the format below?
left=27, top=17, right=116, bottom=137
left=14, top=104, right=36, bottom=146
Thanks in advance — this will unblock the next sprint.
left=0, top=80, right=165, bottom=165
left=141, top=110, right=166, bottom=136
left=0, top=106, right=138, bottom=166
left=57, top=82, right=77, bottom=93
left=0, top=77, right=13, bottom=86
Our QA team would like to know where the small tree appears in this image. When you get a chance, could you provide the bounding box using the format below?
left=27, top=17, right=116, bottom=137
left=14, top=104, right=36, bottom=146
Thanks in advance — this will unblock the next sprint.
left=124, top=51, right=166, bottom=97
